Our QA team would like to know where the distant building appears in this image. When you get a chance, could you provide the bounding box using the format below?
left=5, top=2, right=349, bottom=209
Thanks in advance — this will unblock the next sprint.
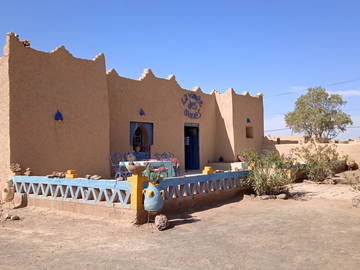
left=0, top=33, right=264, bottom=180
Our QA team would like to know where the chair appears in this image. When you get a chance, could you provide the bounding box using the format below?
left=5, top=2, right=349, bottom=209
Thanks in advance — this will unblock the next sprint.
left=110, top=153, right=132, bottom=180
left=124, top=151, right=149, bottom=161
left=110, top=153, right=121, bottom=178
left=157, top=152, right=180, bottom=176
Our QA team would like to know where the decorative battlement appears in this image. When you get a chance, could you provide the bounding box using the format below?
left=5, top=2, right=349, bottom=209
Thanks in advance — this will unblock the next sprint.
left=2, top=33, right=263, bottom=98
left=3, top=32, right=104, bottom=65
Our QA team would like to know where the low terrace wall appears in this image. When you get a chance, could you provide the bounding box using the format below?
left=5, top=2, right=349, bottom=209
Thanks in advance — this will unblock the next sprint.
left=13, top=170, right=249, bottom=223
left=13, top=176, right=135, bottom=222
left=159, top=171, right=248, bottom=214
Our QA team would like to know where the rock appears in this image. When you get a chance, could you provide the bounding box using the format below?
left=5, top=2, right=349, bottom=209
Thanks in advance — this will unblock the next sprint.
left=303, top=180, right=316, bottom=184
left=324, top=179, right=337, bottom=185
left=260, top=195, right=276, bottom=200
left=10, top=163, right=21, bottom=173
left=0, top=211, right=10, bottom=221
left=90, top=175, right=102, bottom=180
left=347, top=160, right=358, bottom=170
left=244, top=194, right=258, bottom=200
left=10, top=215, right=20, bottom=221
left=2, top=180, right=15, bottom=203
left=154, top=214, right=168, bottom=231
left=276, top=193, right=287, bottom=200
left=352, top=196, right=360, bottom=208
left=24, top=168, right=32, bottom=176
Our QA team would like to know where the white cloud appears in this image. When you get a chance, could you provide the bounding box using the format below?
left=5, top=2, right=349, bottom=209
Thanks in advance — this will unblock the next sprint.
left=329, top=90, right=360, bottom=97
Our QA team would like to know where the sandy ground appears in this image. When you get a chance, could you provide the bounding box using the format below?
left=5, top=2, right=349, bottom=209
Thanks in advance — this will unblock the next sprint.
left=0, top=184, right=360, bottom=270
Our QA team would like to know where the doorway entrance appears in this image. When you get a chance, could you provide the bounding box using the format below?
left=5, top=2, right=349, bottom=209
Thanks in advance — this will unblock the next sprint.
left=184, top=124, right=200, bottom=170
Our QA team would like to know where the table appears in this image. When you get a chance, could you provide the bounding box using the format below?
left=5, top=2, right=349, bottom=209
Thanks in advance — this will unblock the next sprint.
left=119, top=160, right=176, bottom=178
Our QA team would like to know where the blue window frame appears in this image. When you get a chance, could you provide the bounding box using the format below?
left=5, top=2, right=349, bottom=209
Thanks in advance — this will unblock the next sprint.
left=130, top=122, right=154, bottom=146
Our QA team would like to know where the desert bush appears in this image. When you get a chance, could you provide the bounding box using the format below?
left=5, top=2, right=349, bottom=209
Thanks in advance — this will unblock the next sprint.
left=240, top=150, right=294, bottom=195
left=292, top=140, right=339, bottom=182
left=344, top=172, right=360, bottom=192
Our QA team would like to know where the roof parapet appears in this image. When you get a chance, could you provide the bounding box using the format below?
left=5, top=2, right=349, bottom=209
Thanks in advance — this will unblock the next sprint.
left=106, top=68, right=119, bottom=76
left=50, top=45, right=73, bottom=57
left=167, top=74, right=176, bottom=81
left=3, top=32, right=19, bottom=56
left=93, top=53, right=105, bottom=63
left=226, top=88, right=236, bottom=95
left=193, top=86, right=202, bottom=93
left=139, top=68, right=155, bottom=80
left=210, top=89, right=219, bottom=95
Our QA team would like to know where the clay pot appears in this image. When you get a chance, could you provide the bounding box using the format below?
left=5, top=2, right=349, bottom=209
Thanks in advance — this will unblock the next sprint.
left=2, top=181, right=15, bottom=202
left=126, top=165, right=147, bottom=175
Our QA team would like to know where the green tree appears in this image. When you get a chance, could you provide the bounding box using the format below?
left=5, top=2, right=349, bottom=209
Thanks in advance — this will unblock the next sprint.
left=285, top=87, right=352, bottom=139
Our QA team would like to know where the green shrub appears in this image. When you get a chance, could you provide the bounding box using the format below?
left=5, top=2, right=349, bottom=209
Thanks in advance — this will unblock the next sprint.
left=240, top=150, right=294, bottom=195
left=292, top=140, right=339, bottom=182
left=344, top=172, right=360, bottom=192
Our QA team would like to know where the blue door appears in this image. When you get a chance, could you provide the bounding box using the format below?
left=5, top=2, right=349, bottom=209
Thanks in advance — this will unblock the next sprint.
left=184, top=126, right=200, bottom=170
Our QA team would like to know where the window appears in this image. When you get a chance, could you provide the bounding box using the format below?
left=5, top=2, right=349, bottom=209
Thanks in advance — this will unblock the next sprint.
left=246, top=127, right=254, bottom=138
left=130, top=122, right=154, bottom=152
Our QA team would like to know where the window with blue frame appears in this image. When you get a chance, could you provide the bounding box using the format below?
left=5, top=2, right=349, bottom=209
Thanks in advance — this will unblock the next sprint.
left=130, top=122, right=154, bottom=156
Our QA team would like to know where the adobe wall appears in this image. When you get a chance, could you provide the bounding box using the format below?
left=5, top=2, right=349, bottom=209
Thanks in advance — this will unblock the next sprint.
left=214, top=89, right=235, bottom=161
left=214, top=89, right=264, bottom=161
left=263, top=142, right=360, bottom=166
left=162, top=187, right=245, bottom=214
left=0, top=32, right=264, bottom=177
left=232, top=92, right=264, bottom=156
left=5, top=33, right=110, bottom=178
left=14, top=194, right=137, bottom=223
left=107, top=69, right=217, bottom=169
left=0, top=53, right=10, bottom=182
left=264, top=136, right=307, bottom=145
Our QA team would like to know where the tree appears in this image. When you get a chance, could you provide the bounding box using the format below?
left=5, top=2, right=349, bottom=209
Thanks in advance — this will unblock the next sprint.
left=285, top=87, right=352, bottom=139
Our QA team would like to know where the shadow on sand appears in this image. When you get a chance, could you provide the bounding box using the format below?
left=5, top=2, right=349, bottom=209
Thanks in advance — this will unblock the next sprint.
left=165, top=194, right=245, bottom=229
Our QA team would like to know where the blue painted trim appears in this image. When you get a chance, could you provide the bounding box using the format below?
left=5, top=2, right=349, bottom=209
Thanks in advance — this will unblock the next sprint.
left=144, top=171, right=249, bottom=200
left=55, top=110, right=63, bottom=121
left=130, top=122, right=154, bottom=146
left=12, top=176, right=131, bottom=207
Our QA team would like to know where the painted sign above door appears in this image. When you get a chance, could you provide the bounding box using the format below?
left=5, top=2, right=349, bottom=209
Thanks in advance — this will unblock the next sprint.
left=181, top=93, right=203, bottom=119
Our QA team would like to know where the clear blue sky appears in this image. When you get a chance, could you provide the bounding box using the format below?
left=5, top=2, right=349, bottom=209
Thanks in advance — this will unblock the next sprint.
left=1, top=0, right=359, bottom=139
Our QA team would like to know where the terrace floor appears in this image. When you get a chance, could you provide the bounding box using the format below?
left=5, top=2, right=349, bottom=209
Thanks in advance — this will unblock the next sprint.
left=1, top=183, right=360, bottom=270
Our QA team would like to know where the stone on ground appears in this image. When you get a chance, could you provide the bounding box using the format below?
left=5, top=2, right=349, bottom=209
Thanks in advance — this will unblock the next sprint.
left=155, top=214, right=168, bottom=231
left=276, top=193, right=287, bottom=200
left=260, top=195, right=276, bottom=200
left=352, top=196, right=360, bottom=208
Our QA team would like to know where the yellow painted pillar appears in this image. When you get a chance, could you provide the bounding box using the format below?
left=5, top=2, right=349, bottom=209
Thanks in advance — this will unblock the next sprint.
left=65, top=170, right=79, bottom=178
left=128, top=174, right=148, bottom=210
left=249, top=162, right=256, bottom=170
left=202, top=166, right=214, bottom=174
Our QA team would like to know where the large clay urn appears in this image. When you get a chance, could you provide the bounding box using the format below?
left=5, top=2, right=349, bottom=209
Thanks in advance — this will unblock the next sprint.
left=126, top=164, right=147, bottom=175
left=144, top=182, right=164, bottom=212
left=2, top=180, right=15, bottom=203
